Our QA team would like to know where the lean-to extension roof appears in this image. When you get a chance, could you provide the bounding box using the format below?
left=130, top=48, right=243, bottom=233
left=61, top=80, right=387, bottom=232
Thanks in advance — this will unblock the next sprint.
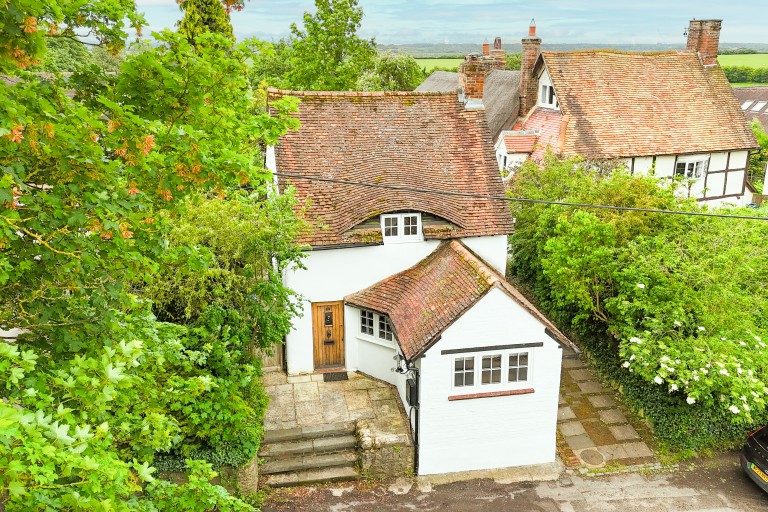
left=732, top=85, right=768, bottom=132
left=536, top=50, right=758, bottom=159
left=270, top=89, right=514, bottom=248
left=416, top=69, right=521, bottom=141
left=345, top=240, right=571, bottom=359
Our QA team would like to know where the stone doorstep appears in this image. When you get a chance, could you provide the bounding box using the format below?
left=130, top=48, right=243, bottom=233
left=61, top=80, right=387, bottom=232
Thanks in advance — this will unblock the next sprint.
left=263, top=422, right=355, bottom=444
left=262, top=465, right=360, bottom=488
left=260, top=451, right=357, bottom=475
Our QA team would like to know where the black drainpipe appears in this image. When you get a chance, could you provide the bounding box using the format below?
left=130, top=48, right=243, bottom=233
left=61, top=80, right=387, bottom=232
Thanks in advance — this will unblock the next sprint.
left=408, top=363, right=421, bottom=476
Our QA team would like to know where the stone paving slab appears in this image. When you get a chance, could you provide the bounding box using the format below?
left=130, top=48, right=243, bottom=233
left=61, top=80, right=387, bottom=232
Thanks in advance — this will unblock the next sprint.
left=560, top=421, right=586, bottom=437
left=558, top=406, right=576, bottom=422
left=568, top=369, right=594, bottom=382
left=609, top=424, right=640, bottom=441
left=599, top=409, right=627, bottom=425
left=565, top=434, right=595, bottom=451
left=587, top=395, right=617, bottom=409
left=576, top=381, right=609, bottom=394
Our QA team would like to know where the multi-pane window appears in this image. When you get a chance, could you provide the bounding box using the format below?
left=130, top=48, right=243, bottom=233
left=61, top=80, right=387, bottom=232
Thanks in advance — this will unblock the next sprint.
left=452, top=350, right=532, bottom=389
left=508, top=352, right=529, bottom=382
left=675, top=159, right=707, bottom=179
left=454, top=357, right=475, bottom=387
left=383, top=216, right=399, bottom=237
left=403, top=214, right=418, bottom=236
left=481, top=354, right=502, bottom=385
left=378, top=316, right=394, bottom=341
left=381, top=213, right=421, bottom=243
left=360, top=309, right=374, bottom=336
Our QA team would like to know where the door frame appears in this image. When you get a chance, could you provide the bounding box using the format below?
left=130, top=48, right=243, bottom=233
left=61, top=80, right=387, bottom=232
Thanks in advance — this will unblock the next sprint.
left=312, top=301, right=345, bottom=370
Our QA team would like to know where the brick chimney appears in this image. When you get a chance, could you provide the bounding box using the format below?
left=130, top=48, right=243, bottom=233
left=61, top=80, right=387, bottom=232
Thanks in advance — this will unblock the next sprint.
left=459, top=53, right=489, bottom=110
left=519, top=20, right=542, bottom=118
left=482, top=41, right=490, bottom=56
left=490, top=37, right=506, bottom=69
left=686, top=19, right=722, bottom=66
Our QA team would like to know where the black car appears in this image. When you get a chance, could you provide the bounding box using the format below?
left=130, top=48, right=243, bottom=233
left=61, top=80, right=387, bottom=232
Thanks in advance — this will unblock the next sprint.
left=741, top=424, right=768, bottom=493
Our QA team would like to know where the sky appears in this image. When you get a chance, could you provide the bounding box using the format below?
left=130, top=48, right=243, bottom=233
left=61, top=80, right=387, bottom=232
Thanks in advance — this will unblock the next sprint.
left=134, top=0, right=768, bottom=45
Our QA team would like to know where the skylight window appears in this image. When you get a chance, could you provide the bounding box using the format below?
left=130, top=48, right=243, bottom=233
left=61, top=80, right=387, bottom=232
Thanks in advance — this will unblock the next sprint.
left=751, top=101, right=768, bottom=112
left=741, top=100, right=755, bottom=110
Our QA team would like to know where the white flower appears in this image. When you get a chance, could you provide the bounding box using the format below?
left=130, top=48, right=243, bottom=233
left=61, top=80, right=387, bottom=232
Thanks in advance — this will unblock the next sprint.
left=669, top=383, right=678, bottom=392
left=697, top=326, right=706, bottom=332
left=637, top=283, right=645, bottom=289
left=739, top=341, right=747, bottom=347
left=630, top=354, right=636, bottom=361
left=673, top=320, right=682, bottom=327
left=729, top=405, right=740, bottom=414
left=630, top=337, right=642, bottom=344
left=660, top=356, right=670, bottom=363
left=654, top=376, right=663, bottom=385
left=737, top=367, right=743, bottom=375
left=622, top=361, right=630, bottom=368
left=693, top=374, right=699, bottom=381
left=719, top=368, right=729, bottom=376
left=701, top=368, right=708, bottom=374
left=686, top=397, right=696, bottom=405
left=744, top=404, right=751, bottom=411
left=755, top=335, right=762, bottom=342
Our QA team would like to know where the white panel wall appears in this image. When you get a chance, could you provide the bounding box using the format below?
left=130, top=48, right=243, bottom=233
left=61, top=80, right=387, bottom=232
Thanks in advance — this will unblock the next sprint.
left=463, top=235, right=508, bottom=274
left=631, top=156, right=654, bottom=175
left=283, top=235, right=508, bottom=374
left=417, top=287, right=563, bottom=475
left=653, top=155, right=677, bottom=178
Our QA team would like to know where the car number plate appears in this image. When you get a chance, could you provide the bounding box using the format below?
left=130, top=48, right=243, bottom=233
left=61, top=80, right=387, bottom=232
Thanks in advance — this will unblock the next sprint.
left=751, top=463, right=768, bottom=482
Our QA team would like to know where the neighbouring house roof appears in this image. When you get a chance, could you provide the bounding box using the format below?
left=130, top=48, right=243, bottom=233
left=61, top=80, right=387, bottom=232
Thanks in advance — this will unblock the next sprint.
left=416, top=69, right=521, bottom=141
left=269, top=89, right=515, bottom=248
left=528, top=50, right=759, bottom=159
left=345, top=240, right=571, bottom=360
left=500, top=132, right=539, bottom=154
left=732, top=85, right=768, bottom=132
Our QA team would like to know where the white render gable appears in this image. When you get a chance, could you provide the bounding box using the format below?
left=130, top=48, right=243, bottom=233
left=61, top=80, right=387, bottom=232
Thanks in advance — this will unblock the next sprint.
left=417, top=286, right=562, bottom=475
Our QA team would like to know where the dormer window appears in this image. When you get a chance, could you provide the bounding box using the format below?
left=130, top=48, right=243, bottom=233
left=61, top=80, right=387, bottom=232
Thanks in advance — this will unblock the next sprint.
left=381, top=213, right=422, bottom=243
left=539, top=84, right=558, bottom=109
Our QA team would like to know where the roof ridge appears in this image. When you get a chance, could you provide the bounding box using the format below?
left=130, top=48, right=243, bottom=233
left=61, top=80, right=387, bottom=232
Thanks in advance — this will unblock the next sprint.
left=267, top=88, right=455, bottom=98
left=449, top=240, right=501, bottom=287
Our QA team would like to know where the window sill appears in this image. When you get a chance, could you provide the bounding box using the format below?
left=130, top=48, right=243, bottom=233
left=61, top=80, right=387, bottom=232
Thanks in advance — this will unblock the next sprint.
left=448, top=388, right=534, bottom=401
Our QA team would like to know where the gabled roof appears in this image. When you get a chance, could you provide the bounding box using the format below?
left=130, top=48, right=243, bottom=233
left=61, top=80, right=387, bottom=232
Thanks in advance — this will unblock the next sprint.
left=269, top=89, right=515, bottom=248
left=500, top=132, right=538, bottom=154
left=531, top=50, right=758, bottom=159
left=345, top=240, right=571, bottom=360
left=732, top=85, right=768, bottom=132
left=416, top=69, right=521, bottom=141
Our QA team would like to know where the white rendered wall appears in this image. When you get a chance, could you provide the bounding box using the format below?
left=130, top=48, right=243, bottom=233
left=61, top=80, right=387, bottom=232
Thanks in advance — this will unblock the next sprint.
left=283, top=235, right=507, bottom=374
left=417, top=287, right=563, bottom=475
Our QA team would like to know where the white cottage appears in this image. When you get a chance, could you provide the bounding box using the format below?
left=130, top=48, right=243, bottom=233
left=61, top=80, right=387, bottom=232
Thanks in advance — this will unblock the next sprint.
left=268, top=88, right=571, bottom=475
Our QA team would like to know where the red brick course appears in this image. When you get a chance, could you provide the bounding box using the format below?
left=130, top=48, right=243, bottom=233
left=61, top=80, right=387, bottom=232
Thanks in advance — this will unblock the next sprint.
left=448, top=388, right=535, bottom=401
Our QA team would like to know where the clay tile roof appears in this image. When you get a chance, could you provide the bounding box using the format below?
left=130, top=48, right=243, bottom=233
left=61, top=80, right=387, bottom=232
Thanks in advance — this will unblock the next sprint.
left=538, top=50, right=759, bottom=159
left=732, top=85, right=768, bottom=132
left=416, top=69, right=521, bottom=141
left=345, top=240, right=571, bottom=359
left=270, top=89, right=515, bottom=248
left=503, top=133, right=538, bottom=154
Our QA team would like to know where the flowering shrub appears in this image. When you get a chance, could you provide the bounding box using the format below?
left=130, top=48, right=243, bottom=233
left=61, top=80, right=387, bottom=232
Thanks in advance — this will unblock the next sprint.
left=509, top=154, right=768, bottom=433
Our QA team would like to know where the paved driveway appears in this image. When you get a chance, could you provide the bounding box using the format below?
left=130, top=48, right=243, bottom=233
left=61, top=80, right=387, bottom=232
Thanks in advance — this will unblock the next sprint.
left=262, top=453, right=768, bottom=511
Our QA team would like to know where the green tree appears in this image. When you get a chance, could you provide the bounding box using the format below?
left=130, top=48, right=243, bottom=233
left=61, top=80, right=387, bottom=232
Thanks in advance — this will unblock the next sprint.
left=31, top=37, right=94, bottom=72
left=749, top=119, right=768, bottom=192
left=178, top=0, right=235, bottom=43
left=505, top=52, right=521, bottom=71
left=285, top=0, right=377, bottom=90
left=1, top=15, right=299, bottom=510
left=356, top=51, right=426, bottom=91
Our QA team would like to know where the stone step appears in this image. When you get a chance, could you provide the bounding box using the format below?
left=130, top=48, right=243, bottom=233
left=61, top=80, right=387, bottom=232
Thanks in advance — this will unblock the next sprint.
left=263, top=422, right=355, bottom=444
left=262, top=465, right=359, bottom=488
left=260, top=451, right=357, bottom=475
left=259, top=434, right=357, bottom=459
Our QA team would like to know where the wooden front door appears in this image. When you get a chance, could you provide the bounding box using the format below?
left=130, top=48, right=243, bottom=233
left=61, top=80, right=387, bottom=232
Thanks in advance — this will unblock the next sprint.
left=312, top=301, right=345, bottom=369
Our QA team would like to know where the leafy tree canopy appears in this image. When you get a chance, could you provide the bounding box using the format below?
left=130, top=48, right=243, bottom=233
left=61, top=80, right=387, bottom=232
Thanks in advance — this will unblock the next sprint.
left=356, top=51, right=426, bottom=91
left=178, top=0, right=235, bottom=43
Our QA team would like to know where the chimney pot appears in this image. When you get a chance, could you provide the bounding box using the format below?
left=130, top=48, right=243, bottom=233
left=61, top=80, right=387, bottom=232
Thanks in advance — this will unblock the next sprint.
left=494, top=37, right=502, bottom=50
left=482, top=42, right=490, bottom=56
left=529, top=18, right=536, bottom=37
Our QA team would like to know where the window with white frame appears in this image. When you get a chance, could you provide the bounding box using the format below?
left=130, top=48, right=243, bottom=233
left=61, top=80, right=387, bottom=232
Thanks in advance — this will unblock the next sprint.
left=675, top=158, right=708, bottom=179
left=360, top=309, right=374, bottom=336
left=508, top=352, right=529, bottom=382
left=358, top=309, right=396, bottom=344
left=539, top=84, right=558, bottom=109
left=381, top=213, right=422, bottom=243
left=452, top=349, right=531, bottom=390
left=378, top=315, right=394, bottom=341
left=454, top=357, right=475, bottom=387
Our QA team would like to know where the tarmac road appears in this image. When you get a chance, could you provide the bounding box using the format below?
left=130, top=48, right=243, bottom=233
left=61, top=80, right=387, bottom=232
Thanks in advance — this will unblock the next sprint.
left=262, top=453, right=768, bottom=511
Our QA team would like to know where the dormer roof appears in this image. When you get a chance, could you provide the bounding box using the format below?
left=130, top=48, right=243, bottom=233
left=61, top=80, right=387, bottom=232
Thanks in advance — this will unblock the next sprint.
left=269, top=89, right=515, bottom=248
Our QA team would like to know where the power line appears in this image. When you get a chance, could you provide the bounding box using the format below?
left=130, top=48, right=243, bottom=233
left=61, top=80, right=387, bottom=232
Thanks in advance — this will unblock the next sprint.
left=273, top=172, right=768, bottom=222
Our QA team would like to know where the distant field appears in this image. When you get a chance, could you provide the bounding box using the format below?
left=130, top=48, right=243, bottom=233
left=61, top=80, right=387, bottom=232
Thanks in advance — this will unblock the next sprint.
left=718, top=54, right=768, bottom=67
left=416, top=58, right=463, bottom=72
left=731, top=83, right=766, bottom=87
